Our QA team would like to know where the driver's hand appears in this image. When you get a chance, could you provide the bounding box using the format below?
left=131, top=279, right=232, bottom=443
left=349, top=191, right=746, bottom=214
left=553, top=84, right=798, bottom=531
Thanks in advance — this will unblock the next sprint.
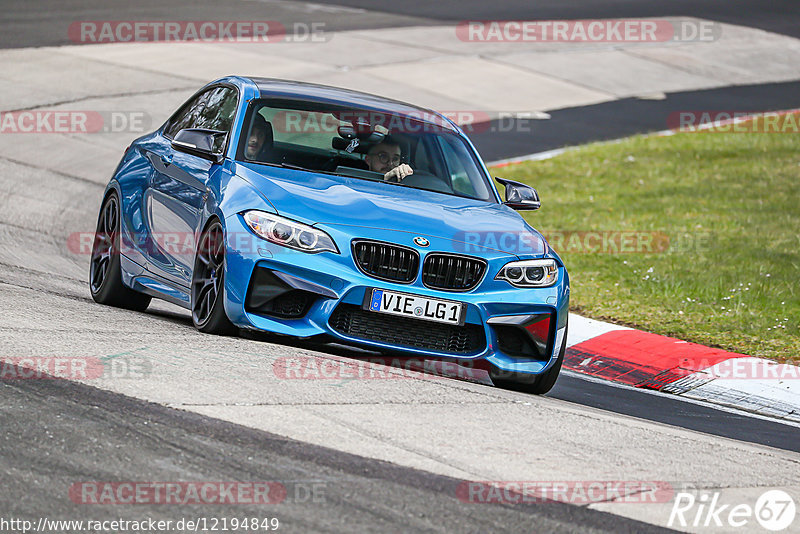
left=384, top=164, right=413, bottom=182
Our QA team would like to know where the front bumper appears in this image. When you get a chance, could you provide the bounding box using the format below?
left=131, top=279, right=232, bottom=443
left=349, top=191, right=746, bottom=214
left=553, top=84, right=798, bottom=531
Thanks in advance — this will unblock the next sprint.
left=223, top=214, right=569, bottom=376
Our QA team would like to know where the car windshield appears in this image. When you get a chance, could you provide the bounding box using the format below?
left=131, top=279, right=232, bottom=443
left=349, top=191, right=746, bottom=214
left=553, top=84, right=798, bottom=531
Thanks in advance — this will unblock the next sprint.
left=236, top=98, right=496, bottom=202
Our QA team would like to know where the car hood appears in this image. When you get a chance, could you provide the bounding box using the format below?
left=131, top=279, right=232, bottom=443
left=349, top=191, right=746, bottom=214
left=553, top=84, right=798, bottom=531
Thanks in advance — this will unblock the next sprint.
left=235, top=163, right=547, bottom=257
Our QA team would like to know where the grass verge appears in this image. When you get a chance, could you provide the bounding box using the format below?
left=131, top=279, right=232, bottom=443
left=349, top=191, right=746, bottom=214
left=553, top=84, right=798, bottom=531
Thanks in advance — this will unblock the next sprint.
left=493, top=116, right=799, bottom=363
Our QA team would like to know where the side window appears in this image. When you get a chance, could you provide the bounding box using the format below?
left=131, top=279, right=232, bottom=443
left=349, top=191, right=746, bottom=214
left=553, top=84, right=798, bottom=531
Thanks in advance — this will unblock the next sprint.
left=195, top=87, right=238, bottom=152
left=165, top=90, right=212, bottom=138
left=436, top=135, right=491, bottom=199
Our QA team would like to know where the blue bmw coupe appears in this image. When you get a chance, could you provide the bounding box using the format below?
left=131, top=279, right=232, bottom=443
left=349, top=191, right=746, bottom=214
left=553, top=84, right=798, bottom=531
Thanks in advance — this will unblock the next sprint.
left=90, top=76, right=569, bottom=393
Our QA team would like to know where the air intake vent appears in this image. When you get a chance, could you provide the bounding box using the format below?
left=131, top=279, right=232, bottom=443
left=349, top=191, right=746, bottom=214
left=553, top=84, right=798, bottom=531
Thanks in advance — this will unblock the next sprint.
left=422, top=253, right=486, bottom=291
left=352, top=240, right=419, bottom=283
left=330, top=304, right=486, bottom=354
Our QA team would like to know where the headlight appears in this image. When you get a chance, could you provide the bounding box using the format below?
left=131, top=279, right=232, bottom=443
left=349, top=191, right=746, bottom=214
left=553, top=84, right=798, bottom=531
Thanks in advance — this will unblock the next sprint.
left=496, top=259, right=557, bottom=287
left=243, top=211, right=339, bottom=254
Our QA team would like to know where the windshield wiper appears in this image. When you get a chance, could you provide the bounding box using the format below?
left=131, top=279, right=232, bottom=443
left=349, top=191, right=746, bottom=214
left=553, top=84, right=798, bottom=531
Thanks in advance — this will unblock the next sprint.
left=280, top=163, right=314, bottom=172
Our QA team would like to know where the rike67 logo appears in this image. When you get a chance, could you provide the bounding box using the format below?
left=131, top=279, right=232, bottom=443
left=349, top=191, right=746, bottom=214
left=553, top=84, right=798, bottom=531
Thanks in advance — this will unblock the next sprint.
left=669, top=490, right=796, bottom=531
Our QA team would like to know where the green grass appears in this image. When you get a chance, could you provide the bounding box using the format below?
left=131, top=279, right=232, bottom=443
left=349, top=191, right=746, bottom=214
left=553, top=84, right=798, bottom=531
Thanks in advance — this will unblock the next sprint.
left=493, top=121, right=800, bottom=363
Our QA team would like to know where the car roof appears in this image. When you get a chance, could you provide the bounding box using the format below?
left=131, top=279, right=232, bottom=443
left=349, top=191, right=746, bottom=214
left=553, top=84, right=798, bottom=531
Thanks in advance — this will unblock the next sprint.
left=246, top=77, right=458, bottom=131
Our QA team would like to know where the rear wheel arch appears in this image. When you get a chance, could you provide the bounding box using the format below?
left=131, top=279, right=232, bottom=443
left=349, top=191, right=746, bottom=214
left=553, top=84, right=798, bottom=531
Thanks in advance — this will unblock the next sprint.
left=89, top=190, right=151, bottom=311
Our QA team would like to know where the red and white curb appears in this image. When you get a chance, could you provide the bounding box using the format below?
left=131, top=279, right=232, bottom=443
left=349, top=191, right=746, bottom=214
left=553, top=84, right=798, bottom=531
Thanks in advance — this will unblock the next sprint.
left=566, top=314, right=800, bottom=422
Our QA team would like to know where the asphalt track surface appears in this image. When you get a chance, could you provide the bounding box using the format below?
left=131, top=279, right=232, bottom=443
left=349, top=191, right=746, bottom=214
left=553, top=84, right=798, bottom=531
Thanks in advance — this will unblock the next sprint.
left=2, top=1, right=800, bottom=533
left=472, top=80, right=800, bottom=162
left=0, top=0, right=434, bottom=50
left=309, top=0, right=800, bottom=39
left=1, top=376, right=671, bottom=533
left=209, top=335, right=800, bottom=454
left=3, top=0, right=799, bottom=162
left=2, top=0, right=799, bottom=49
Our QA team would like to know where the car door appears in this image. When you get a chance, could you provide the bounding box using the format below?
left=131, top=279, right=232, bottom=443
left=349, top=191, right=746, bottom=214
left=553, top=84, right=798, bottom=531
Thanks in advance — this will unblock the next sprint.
left=143, top=86, right=238, bottom=286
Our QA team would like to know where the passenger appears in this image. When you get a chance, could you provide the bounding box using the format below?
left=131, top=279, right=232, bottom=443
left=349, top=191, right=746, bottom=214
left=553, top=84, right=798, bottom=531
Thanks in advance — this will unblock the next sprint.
left=365, top=137, right=413, bottom=182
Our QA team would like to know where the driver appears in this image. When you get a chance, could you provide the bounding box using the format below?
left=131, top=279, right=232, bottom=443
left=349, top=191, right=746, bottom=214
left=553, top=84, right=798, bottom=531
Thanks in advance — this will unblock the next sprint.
left=364, top=137, right=413, bottom=182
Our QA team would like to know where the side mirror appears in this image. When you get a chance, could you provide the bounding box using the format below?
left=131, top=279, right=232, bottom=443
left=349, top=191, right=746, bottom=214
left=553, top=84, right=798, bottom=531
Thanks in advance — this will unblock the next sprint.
left=495, top=177, right=541, bottom=210
left=171, top=128, right=226, bottom=164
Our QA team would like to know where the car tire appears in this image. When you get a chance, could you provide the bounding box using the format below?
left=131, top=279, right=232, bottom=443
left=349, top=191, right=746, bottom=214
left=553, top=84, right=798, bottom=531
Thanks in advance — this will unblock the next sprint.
left=191, top=219, right=238, bottom=335
left=490, top=323, right=568, bottom=395
left=89, top=192, right=152, bottom=312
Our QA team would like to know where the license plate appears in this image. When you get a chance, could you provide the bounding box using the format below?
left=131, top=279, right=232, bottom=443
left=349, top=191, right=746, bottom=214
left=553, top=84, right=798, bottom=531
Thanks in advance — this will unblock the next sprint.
left=364, top=288, right=465, bottom=325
